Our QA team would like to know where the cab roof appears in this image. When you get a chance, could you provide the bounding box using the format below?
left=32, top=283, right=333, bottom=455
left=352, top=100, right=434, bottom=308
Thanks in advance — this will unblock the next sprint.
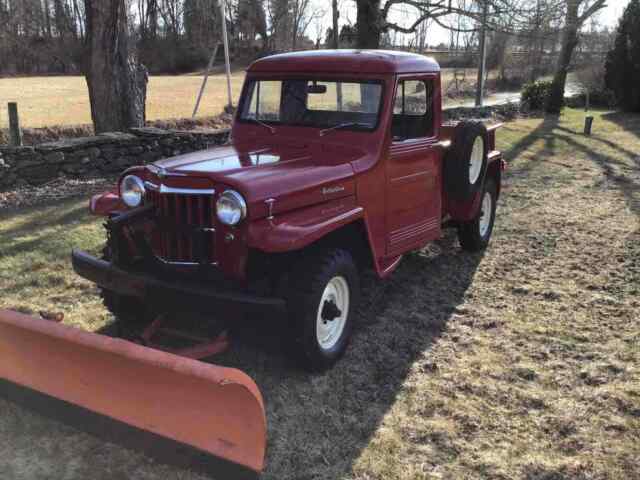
left=247, top=50, right=440, bottom=75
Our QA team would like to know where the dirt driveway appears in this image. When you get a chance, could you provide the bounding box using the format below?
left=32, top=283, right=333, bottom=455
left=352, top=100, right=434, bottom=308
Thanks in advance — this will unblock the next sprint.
left=1, top=109, right=639, bottom=479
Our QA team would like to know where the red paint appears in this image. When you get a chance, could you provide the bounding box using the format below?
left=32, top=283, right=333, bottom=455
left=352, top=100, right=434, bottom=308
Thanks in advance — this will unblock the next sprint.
left=92, top=50, right=502, bottom=280
left=90, top=191, right=124, bottom=216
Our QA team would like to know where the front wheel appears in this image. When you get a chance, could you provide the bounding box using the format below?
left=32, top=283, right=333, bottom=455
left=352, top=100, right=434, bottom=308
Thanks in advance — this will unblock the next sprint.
left=287, top=249, right=360, bottom=372
left=458, top=179, right=497, bottom=252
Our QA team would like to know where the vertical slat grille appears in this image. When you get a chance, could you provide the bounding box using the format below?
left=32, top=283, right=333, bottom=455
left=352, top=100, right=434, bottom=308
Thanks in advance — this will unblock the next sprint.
left=145, top=188, right=216, bottom=264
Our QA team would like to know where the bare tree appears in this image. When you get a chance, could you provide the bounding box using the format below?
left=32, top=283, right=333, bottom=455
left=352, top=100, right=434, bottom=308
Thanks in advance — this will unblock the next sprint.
left=237, top=0, right=268, bottom=50
left=290, top=0, right=324, bottom=50
left=355, top=0, right=540, bottom=49
left=546, top=0, right=607, bottom=113
left=83, top=0, right=148, bottom=133
left=266, top=0, right=291, bottom=51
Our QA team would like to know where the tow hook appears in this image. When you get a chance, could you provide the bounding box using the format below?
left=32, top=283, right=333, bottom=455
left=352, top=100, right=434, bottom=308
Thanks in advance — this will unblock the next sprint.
left=321, top=300, right=342, bottom=323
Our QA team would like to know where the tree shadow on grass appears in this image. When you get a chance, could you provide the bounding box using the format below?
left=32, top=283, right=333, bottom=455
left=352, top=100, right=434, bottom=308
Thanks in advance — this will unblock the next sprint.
left=552, top=131, right=640, bottom=220
left=602, top=111, right=640, bottom=142
left=0, top=198, right=96, bottom=259
left=502, top=115, right=560, bottom=182
left=0, top=197, right=91, bottom=238
left=555, top=123, right=639, bottom=168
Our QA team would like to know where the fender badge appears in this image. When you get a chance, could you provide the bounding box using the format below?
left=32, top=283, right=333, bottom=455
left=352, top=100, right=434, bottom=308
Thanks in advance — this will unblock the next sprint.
left=322, top=186, right=345, bottom=195
left=265, top=198, right=276, bottom=219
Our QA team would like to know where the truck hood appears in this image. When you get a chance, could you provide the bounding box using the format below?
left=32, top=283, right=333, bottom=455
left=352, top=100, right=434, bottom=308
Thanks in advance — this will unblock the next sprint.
left=153, top=143, right=363, bottom=219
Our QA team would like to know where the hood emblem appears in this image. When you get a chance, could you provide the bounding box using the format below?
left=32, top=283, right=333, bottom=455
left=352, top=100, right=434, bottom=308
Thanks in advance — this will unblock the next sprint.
left=147, top=164, right=168, bottom=179
left=322, top=186, right=345, bottom=195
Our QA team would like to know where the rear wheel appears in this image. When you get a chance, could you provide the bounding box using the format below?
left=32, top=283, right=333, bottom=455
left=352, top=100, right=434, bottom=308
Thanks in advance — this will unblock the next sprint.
left=287, top=249, right=360, bottom=372
left=458, top=179, right=497, bottom=252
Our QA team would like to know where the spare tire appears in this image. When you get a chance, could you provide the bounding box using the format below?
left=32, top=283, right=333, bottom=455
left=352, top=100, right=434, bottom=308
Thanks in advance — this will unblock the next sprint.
left=443, top=121, right=489, bottom=201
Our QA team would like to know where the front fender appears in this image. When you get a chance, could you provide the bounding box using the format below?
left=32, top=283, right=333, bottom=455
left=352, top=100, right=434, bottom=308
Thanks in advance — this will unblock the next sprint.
left=247, top=196, right=364, bottom=253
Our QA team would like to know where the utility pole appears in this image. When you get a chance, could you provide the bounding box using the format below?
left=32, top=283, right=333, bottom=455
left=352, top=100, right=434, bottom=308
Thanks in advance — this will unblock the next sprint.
left=475, top=0, right=489, bottom=107
left=220, top=0, right=233, bottom=113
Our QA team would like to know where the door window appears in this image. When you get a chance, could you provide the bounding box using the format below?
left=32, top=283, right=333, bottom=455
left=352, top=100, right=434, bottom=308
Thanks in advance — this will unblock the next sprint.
left=392, top=79, right=435, bottom=140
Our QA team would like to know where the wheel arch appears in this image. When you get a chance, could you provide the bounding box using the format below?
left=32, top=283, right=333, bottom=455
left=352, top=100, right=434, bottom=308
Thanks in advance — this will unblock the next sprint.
left=246, top=216, right=379, bottom=292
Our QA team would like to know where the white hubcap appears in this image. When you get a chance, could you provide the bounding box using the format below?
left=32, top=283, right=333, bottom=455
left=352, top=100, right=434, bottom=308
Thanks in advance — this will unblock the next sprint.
left=479, top=191, right=493, bottom=238
left=316, top=276, right=350, bottom=351
left=469, top=137, right=484, bottom=185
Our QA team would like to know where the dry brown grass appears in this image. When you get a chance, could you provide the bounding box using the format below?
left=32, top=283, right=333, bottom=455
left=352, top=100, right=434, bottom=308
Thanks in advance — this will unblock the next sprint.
left=1, top=109, right=639, bottom=479
left=0, top=72, right=246, bottom=129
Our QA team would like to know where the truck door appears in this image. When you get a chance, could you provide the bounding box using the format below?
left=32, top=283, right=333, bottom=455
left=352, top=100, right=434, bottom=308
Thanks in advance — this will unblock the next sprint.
left=386, top=76, right=442, bottom=256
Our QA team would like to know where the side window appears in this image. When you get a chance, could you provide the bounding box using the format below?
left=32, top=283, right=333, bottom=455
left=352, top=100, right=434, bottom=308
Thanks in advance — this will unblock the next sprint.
left=392, top=79, right=435, bottom=140
left=244, top=80, right=282, bottom=121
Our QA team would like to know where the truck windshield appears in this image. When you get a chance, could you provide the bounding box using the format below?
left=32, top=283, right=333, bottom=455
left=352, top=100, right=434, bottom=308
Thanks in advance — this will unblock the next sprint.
left=239, top=79, right=383, bottom=132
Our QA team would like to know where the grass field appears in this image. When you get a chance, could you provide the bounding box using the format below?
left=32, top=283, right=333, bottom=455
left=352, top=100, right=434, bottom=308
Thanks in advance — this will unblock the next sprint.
left=1, top=109, right=639, bottom=479
left=0, top=69, right=500, bottom=130
left=0, top=72, right=247, bottom=129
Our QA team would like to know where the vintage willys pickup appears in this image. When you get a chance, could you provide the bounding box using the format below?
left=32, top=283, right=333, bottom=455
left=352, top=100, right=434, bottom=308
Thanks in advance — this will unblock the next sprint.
left=72, top=50, right=504, bottom=372
left=0, top=50, right=505, bottom=475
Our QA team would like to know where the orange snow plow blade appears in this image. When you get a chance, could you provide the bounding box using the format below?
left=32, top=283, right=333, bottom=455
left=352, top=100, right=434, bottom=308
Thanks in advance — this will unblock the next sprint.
left=0, top=309, right=266, bottom=474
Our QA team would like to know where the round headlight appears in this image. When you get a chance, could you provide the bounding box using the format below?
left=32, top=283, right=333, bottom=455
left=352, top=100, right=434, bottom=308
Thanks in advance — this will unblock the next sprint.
left=120, top=175, right=145, bottom=208
left=216, top=190, right=247, bottom=226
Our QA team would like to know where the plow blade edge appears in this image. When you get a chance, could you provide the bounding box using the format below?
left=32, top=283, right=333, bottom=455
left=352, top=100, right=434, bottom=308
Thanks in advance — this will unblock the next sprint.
left=0, top=309, right=266, bottom=474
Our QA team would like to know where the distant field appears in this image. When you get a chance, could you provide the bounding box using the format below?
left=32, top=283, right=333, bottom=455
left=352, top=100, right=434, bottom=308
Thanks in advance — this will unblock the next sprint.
left=0, top=72, right=247, bottom=129
left=0, top=69, right=496, bottom=129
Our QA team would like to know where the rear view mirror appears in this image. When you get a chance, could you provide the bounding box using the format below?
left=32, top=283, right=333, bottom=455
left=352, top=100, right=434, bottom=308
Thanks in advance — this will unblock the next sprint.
left=307, top=84, right=327, bottom=94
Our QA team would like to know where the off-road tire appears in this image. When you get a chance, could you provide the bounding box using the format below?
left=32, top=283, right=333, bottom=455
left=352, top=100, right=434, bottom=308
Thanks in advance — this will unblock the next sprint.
left=444, top=121, right=489, bottom=201
left=287, top=249, right=360, bottom=372
left=100, top=245, right=149, bottom=325
left=458, top=179, right=497, bottom=252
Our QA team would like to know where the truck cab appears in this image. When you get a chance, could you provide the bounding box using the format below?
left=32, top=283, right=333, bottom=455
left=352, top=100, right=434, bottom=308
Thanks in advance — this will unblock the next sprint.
left=73, top=50, right=504, bottom=371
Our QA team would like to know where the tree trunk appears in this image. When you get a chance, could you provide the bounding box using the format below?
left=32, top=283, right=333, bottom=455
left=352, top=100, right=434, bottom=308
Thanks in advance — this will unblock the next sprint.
left=83, top=0, right=147, bottom=133
left=331, top=0, right=339, bottom=49
left=546, top=0, right=580, bottom=114
left=356, top=0, right=381, bottom=49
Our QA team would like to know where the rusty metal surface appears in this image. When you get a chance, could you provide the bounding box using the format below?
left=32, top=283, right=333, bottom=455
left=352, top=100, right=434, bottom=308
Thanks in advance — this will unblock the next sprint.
left=140, top=314, right=230, bottom=360
left=0, top=309, right=266, bottom=473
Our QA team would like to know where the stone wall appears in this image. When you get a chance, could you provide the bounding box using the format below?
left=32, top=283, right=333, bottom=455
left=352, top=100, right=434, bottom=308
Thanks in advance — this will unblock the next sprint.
left=0, top=127, right=230, bottom=188
left=442, top=101, right=521, bottom=121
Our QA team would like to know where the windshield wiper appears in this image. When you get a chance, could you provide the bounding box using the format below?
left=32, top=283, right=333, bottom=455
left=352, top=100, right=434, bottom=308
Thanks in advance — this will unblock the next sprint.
left=246, top=117, right=276, bottom=134
left=319, top=122, right=374, bottom=137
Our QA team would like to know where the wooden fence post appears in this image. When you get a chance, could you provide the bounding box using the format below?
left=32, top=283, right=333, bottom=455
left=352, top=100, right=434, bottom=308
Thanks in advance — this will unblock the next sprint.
left=8, top=102, right=23, bottom=147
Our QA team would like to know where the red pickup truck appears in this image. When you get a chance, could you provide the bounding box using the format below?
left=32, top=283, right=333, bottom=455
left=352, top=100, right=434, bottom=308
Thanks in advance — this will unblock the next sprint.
left=73, top=50, right=504, bottom=372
